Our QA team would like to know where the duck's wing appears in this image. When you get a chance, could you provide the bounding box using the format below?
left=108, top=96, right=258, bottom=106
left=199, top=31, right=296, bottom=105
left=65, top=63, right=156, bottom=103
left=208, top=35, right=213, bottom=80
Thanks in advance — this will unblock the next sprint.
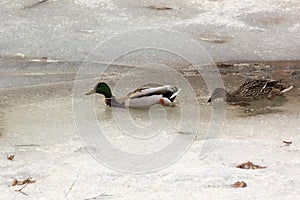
left=234, top=79, right=277, bottom=93
left=232, top=79, right=291, bottom=100
left=230, top=79, right=268, bottom=100
left=127, top=85, right=176, bottom=99
left=116, top=85, right=180, bottom=104
left=265, top=79, right=293, bottom=94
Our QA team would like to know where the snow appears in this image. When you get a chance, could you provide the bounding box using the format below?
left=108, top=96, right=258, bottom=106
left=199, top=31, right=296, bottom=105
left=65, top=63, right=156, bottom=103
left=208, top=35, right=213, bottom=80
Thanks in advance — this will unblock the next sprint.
left=0, top=0, right=299, bottom=61
left=1, top=0, right=300, bottom=199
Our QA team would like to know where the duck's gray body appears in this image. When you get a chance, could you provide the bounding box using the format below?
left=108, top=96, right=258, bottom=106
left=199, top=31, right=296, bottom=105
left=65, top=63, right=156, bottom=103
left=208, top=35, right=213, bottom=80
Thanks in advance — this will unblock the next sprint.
left=86, top=83, right=181, bottom=108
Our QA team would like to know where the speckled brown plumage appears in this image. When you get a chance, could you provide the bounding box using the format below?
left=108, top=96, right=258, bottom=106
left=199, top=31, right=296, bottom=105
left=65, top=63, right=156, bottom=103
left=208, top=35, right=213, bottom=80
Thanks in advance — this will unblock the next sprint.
left=208, top=79, right=293, bottom=102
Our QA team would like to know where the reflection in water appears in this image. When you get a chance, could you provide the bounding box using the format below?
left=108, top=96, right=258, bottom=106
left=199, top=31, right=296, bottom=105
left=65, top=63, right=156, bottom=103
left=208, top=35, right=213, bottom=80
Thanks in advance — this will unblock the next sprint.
left=1, top=59, right=299, bottom=152
left=232, top=96, right=290, bottom=117
left=96, top=104, right=184, bottom=153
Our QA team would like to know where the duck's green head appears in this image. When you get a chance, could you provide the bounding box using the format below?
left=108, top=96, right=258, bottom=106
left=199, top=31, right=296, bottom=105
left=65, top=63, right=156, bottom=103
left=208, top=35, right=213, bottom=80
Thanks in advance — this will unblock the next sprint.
left=85, top=82, right=112, bottom=98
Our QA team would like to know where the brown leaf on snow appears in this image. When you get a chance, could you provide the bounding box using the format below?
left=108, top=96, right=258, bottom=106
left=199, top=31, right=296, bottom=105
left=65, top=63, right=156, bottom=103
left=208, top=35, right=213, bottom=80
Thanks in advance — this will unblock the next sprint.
left=12, top=177, right=36, bottom=186
left=236, top=161, right=266, bottom=169
left=232, top=181, right=247, bottom=188
left=7, top=154, right=15, bottom=161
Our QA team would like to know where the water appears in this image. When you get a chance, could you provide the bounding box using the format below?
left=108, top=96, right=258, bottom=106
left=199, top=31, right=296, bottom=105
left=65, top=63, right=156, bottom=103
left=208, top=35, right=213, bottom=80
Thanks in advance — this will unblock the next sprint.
left=0, top=58, right=299, bottom=198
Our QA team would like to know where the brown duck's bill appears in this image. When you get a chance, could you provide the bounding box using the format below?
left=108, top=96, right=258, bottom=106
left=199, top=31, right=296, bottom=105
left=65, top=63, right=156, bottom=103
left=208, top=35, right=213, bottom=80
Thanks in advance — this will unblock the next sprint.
left=85, top=89, right=96, bottom=95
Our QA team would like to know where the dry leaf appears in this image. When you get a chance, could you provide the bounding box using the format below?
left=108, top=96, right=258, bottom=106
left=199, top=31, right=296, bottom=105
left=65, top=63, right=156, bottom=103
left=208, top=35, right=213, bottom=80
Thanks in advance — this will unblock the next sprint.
left=12, top=179, right=18, bottom=186
left=236, top=161, right=266, bottom=169
left=7, top=154, right=15, bottom=161
left=12, top=177, right=36, bottom=186
left=232, top=181, right=247, bottom=188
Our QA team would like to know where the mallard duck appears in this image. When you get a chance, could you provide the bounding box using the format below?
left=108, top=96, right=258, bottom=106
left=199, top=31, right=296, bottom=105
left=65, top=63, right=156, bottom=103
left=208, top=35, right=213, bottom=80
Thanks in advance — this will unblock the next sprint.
left=85, top=82, right=181, bottom=108
left=207, top=79, right=293, bottom=102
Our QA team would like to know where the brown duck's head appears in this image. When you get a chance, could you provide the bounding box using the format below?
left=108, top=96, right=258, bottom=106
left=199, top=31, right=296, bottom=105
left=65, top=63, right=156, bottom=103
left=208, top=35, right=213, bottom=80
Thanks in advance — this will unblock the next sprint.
left=207, top=88, right=229, bottom=102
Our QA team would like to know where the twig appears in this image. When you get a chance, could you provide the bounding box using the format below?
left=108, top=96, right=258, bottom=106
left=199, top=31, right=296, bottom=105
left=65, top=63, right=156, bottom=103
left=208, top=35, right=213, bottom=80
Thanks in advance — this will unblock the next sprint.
left=15, top=183, right=29, bottom=196
left=283, top=141, right=292, bottom=146
left=178, top=131, right=192, bottom=135
left=65, top=173, right=80, bottom=198
left=22, top=0, right=50, bottom=10
left=146, top=5, right=172, bottom=10
left=84, top=192, right=108, bottom=200
left=14, top=144, right=40, bottom=147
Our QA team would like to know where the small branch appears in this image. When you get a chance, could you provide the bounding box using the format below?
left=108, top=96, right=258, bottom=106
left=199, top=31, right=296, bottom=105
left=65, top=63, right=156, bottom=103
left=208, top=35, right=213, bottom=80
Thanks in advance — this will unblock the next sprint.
left=14, top=144, right=40, bottom=147
left=146, top=5, right=173, bottom=10
left=178, top=131, right=192, bottom=135
left=84, top=192, right=109, bottom=200
left=12, top=177, right=36, bottom=196
left=15, top=183, right=29, bottom=196
left=22, top=0, right=50, bottom=10
left=283, top=140, right=292, bottom=146
left=65, top=173, right=80, bottom=198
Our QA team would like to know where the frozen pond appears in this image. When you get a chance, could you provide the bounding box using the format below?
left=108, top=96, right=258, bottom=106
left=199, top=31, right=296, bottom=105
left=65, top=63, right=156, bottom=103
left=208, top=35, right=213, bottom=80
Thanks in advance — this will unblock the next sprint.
left=0, top=0, right=299, bottom=61
left=1, top=0, right=300, bottom=199
left=0, top=58, right=300, bottom=199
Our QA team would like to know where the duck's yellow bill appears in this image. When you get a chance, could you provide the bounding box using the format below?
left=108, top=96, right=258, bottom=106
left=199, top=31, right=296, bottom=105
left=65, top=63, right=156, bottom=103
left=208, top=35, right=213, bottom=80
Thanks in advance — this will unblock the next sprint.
left=85, top=89, right=96, bottom=95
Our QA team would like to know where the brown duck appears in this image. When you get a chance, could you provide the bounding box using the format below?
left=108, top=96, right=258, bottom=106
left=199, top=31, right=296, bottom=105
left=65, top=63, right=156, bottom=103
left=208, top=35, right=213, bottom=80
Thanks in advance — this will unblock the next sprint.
left=207, top=79, right=293, bottom=102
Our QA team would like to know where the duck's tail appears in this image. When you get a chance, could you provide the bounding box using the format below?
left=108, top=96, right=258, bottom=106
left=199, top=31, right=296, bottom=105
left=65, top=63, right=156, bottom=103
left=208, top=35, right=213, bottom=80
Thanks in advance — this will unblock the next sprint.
left=170, top=88, right=181, bottom=99
left=167, top=87, right=181, bottom=102
left=281, top=85, right=293, bottom=93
